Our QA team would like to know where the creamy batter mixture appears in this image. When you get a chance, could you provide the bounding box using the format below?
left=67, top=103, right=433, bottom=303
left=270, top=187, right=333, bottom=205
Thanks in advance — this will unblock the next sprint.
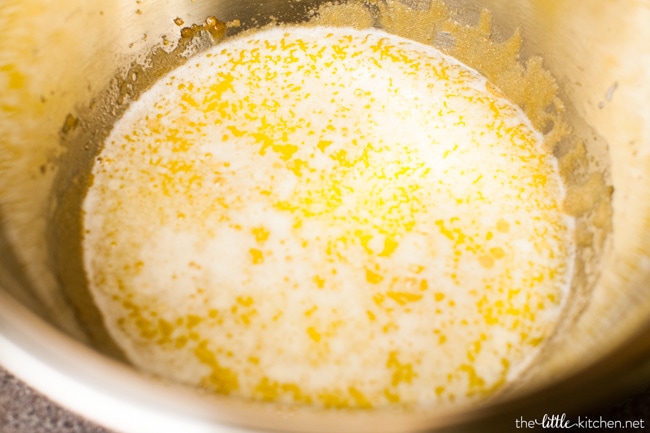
left=82, top=26, right=574, bottom=408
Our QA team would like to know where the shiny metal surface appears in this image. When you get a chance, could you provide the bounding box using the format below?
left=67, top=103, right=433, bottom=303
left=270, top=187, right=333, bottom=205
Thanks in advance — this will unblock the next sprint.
left=1, top=0, right=650, bottom=431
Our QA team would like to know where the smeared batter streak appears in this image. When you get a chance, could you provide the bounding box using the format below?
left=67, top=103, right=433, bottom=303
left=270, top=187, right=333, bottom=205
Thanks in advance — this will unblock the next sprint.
left=83, top=26, right=574, bottom=408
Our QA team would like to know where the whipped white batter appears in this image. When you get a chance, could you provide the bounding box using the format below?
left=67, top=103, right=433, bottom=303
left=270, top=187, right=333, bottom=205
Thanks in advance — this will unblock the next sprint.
left=83, top=26, right=574, bottom=408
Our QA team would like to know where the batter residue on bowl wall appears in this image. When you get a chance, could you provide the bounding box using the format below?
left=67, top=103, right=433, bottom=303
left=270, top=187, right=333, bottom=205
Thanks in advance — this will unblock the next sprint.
left=82, top=25, right=574, bottom=408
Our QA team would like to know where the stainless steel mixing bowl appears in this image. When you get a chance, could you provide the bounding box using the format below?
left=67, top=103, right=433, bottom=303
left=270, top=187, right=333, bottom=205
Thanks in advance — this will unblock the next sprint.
left=2, top=0, right=650, bottom=431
